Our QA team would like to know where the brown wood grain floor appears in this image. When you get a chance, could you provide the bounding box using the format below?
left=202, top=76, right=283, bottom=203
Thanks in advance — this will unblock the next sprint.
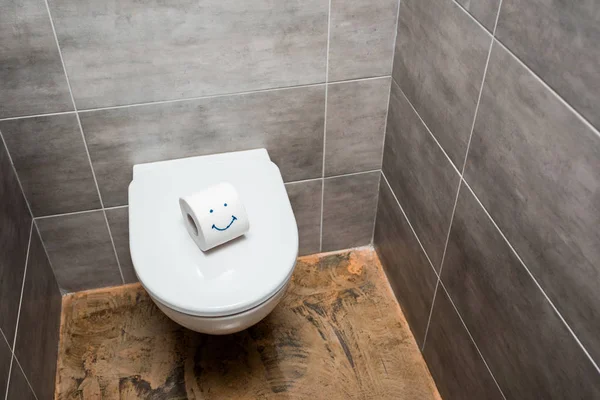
left=55, top=248, right=441, bottom=399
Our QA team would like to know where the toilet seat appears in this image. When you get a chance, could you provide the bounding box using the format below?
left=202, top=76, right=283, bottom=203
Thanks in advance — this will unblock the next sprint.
left=128, top=149, right=298, bottom=318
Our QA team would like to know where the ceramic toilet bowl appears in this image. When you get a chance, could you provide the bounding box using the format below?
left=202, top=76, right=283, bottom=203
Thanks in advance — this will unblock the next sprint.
left=128, top=149, right=298, bottom=334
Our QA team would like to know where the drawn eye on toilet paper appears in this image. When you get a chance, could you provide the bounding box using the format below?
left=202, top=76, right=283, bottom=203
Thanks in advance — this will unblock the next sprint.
left=210, top=203, right=238, bottom=232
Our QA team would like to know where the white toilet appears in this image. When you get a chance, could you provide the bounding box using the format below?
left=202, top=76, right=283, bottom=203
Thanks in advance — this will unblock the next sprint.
left=128, top=149, right=298, bottom=334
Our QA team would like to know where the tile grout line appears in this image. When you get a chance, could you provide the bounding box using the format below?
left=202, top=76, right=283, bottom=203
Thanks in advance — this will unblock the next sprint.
left=33, top=219, right=63, bottom=293
left=0, top=129, right=35, bottom=218
left=286, top=176, right=323, bottom=186
left=319, top=0, right=332, bottom=253
left=0, top=76, right=391, bottom=123
left=438, top=280, right=508, bottom=400
left=1, top=125, right=66, bottom=294
left=4, top=222, right=40, bottom=400
left=391, top=73, right=463, bottom=352
left=0, top=110, right=74, bottom=122
left=1, top=126, right=62, bottom=291
left=420, top=0, right=501, bottom=352
left=381, top=172, right=438, bottom=277
left=394, top=80, right=461, bottom=177
left=0, top=330, right=9, bottom=352
left=451, top=0, right=599, bottom=137
left=370, top=79, right=393, bottom=245
left=10, top=222, right=33, bottom=352
left=11, top=357, right=39, bottom=400
left=462, top=179, right=600, bottom=375
left=372, top=0, right=399, bottom=245
left=43, top=0, right=125, bottom=284
left=0, top=330, right=13, bottom=399
left=103, top=204, right=128, bottom=211
left=381, top=170, right=443, bottom=352
left=325, top=169, right=381, bottom=180
left=35, top=207, right=103, bottom=220
left=369, top=171, right=383, bottom=246
left=420, top=277, right=439, bottom=351
left=31, top=170, right=382, bottom=221
left=328, top=75, right=391, bottom=86
left=104, top=213, right=125, bottom=283
left=492, top=38, right=600, bottom=139
left=452, top=0, right=492, bottom=35
left=3, top=354, right=11, bottom=400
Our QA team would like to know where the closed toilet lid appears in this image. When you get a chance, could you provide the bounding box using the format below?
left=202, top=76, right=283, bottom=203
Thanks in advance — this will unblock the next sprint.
left=129, top=149, right=298, bottom=317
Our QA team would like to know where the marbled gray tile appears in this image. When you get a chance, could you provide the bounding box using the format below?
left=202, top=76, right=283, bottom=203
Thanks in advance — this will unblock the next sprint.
left=382, top=80, right=460, bottom=269
left=0, top=114, right=101, bottom=216
left=285, top=180, right=322, bottom=256
left=321, top=172, right=380, bottom=252
left=423, top=288, right=504, bottom=400
left=0, top=0, right=72, bottom=118
left=455, top=0, right=501, bottom=32
left=328, top=0, right=399, bottom=81
left=81, top=86, right=325, bottom=207
left=374, top=177, right=437, bottom=346
left=324, top=78, right=390, bottom=176
left=465, top=44, right=600, bottom=363
left=496, top=0, right=600, bottom=129
left=441, top=186, right=600, bottom=399
left=6, top=362, right=36, bottom=400
left=36, top=211, right=122, bottom=292
left=14, top=230, right=61, bottom=400
left=48, top=0, right=328, bottom=109
left=393, top=0, right=491, bottom=167
left=0, top=335, right=11, bottom=397
left=105, top=207, right=137, bottom=283
left=0, top=142, right=31, bottom=345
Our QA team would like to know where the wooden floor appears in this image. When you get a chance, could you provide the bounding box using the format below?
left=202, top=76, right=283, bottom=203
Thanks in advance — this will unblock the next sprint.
left=55, top=248, right=441, bottom=399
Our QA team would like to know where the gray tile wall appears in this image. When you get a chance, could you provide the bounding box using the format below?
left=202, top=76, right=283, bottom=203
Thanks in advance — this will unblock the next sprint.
left=0, top=138, right=62, bottom=398
left=376, top=0, right=600, bottom=398
left=1, top=0, right=398, bottom=291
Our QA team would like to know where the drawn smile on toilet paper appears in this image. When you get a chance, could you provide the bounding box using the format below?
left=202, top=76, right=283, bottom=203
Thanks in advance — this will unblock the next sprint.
left=212, top=215, right=238, bottom=231
left=210, top=203, right=238, bottom=231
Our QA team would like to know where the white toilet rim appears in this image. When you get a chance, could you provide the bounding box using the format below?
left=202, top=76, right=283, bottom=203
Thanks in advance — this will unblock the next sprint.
left=140, top=269, right=294, bottom=319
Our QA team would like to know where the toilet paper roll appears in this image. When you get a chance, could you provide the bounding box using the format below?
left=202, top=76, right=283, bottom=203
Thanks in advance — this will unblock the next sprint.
left=179, top=182, right=250, bottom=251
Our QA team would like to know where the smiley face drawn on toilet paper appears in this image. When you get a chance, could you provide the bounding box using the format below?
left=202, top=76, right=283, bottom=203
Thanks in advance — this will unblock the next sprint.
left=210, top=203, right=238, bottom=231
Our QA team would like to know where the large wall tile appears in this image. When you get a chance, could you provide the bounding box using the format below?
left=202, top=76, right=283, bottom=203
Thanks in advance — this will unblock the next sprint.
left=285, top=180, right=322, bottom=256
left=324, top=78, right=390, bottom=176
left=455, top=0, right=501, bottom=32
left=328, top=0, right=398, bottom=81
left=0, top=336, right=11, bottom=397
left=37, top=211, right=122, bottom=291
left=0, top=142, right=31, bottom=345
left=374, top=177, right=437, bottom=346
left=382, top=81, right=460, bottom=269
left=393, top=0, right=490, bottom=167
left=6, top=362, right=36, bottom=400
left=465, top=44, right=600, bottom=362
left=81, top=86, right=325, bottom=207
left=0, top=114, right=101, bottom=216
left=14, top=230, right=61, bottom=400
left=48, top=0, right=328, bottom=109
left=496, top=0, right=600, bottom=128
left=0, top=0, right=72, bottom=118
left=105, top=207, right=137, bottom=283
left=442, top=186, right=600, bottom=399
left=423, top=288, right=504, bottom=400
left=321, top=172, right=379, bottom=252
